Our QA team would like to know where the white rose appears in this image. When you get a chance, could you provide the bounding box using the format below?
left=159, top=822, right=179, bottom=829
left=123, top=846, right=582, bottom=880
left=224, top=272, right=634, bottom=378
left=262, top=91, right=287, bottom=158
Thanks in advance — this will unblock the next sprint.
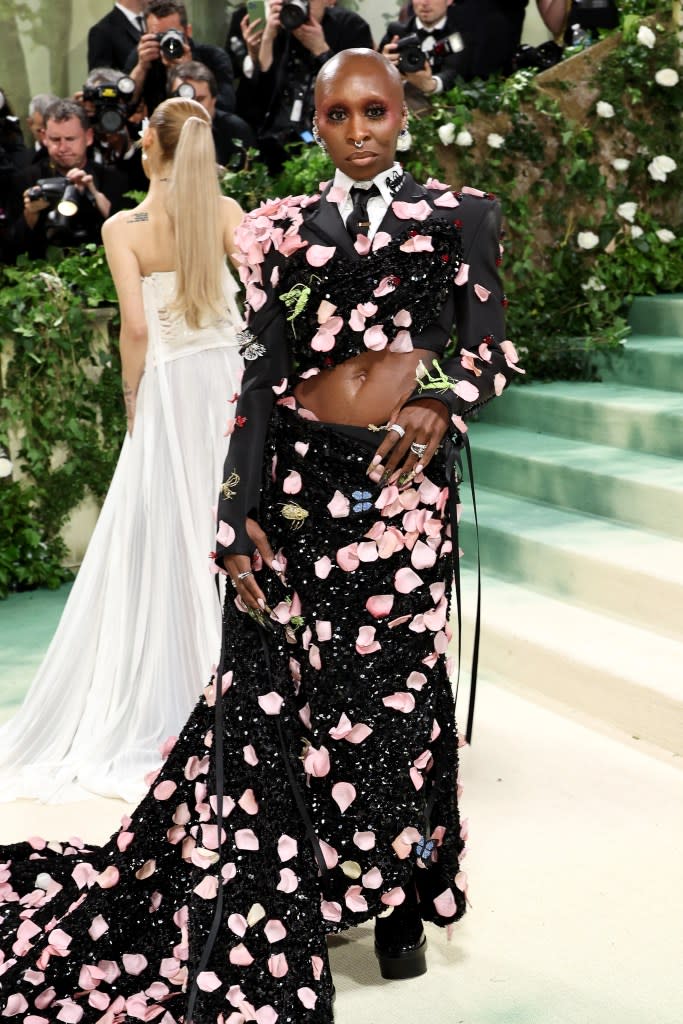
left=487, top=132, right=505, bottom=149
left=455, top=129, right=474, bottom=147
left=581, top=276, right=606, bottom=292
left=577, top=231, right=600, bottom=250
left=438, top=123, right=456, bottom=146
left=396, top=129, right=412, bottom=152
left=0, top=451, right=12, bottom=478
left=611, top=158, right=630, bottom=172
left=636, top=25, right=656, bottom=49
left=596, top=101, right=615, bottom=118
left=655, top=68, right=679, bottom=87
left=648, top=154, right=677, bottom=181
left=630, top=225, right=644, bottom=239
left=617, top=202, right=637, bottom=223
left=656, top=229, right=675, bottom=243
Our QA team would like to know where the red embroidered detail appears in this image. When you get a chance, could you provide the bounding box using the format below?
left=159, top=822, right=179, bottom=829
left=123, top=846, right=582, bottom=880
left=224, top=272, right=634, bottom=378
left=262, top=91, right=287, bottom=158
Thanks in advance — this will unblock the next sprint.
left=495, top=257, right=503, bottom=266
left=454, top=219, right=463, bottom=229
left=441, top=254, right=449, bottom=263
left=482, top=334, right=495, bottom=345
left=235, top=415, right=247, bottom=428
left=502, top=297, right=509, bottom=308
left=227, top=392, right=240, bottom=404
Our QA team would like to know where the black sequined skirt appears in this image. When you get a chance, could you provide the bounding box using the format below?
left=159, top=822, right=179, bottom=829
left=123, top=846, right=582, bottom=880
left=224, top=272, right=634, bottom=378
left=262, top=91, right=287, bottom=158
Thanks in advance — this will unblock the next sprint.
left=0, top=405, right=467, bottom=1023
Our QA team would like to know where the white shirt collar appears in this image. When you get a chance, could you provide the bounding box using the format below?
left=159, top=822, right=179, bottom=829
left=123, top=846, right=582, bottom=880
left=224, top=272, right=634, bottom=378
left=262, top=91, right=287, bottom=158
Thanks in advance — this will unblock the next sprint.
left=415, top=14, right=448, bottom=33
left=332, top=162, right=404, bottom=206
left=115, top=3, right=144, bottom=30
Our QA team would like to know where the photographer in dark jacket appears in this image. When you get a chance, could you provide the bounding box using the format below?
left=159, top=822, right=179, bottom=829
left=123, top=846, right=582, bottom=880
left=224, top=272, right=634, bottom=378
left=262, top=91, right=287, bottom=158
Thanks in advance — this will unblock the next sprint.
left=7, top=99, right=126, bottom=261
left=88, top=1, right=145, bottom=71
left=125, top=0, right=237, bottom=115
left=254, top=0, right=373, bottom=173
left=169, top=61, right=255, bottom=168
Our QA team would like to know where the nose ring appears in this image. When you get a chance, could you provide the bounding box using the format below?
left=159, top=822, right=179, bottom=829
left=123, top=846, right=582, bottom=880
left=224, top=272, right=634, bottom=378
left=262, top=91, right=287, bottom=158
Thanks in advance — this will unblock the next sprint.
left=353, top=140, right=364, bottom=149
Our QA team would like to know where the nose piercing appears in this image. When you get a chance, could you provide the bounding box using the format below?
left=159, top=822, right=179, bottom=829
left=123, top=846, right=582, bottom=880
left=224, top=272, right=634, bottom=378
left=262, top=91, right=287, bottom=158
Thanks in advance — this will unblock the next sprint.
left=353, top=140, right=364, bottom=149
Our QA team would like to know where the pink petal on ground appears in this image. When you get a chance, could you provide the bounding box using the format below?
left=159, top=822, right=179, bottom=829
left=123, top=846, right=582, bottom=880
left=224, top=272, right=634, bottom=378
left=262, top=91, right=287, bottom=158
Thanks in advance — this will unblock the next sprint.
left=320, top=900, right=342, bottom=922
left=373, top=276, right=397, bottom=297
left=345, top=885, right=368, bottom=913
left=264, top=919, right=287, bottom=943
left=297, top=988, right=318, bottom=1010
left=229, top=944, right=254, bottom=966
left=153, top=780, right=177, bottom=801
left=389, top=330, right=414, bottom=353
left=452, top=379, right=480, bottom=402
left=276, top=868, right=299, bottom=893
left=336, top=543, right=360, bottom=572
left=407, top=671, right=428, bottom=691
left=228, top=914, right=247, bottom=937
left=95, top=866, right=119, bottom=889
left=310, top=328, right=336, bottom=352
left=303, top=745, right=330, bottom=778
left=364, top=325, right=388, bottom=351
left=315, top=621, right=332, bottom=642
left=473, top=283, right=490, bottom=302
left=327, top=490, right=350, bottom=518
left=331, top=782, right=356, bottom=813
left=122, top=953, right=148, bottom=976
left=196, top=971, right=221, bottom=992
left=320, top=840, right=339, bottom=870
left=383, top=692, right=416, bottom=713
left=434, top=889, right=457, bottom=917
left=411, top=540, right=437, bottom=571
left=392, top=199, right=432, bottom=221
left=354, top=234, right=372, bottom=256
left=283, top=470, right=302, bottom=494
left=381, top=887, right=406, bottom=907
left=234, top=829, right=259, bottom=851
left=365, top=594, right=394, bottom=618
left=395, top=567, right=423, bottom=593
left=238, top=789, right=259, bottom=815
left=454, top=262, right=470, bottom=286
left=362, top=867, right=383, bottom=888
left=353, top=830, right=376, bottom=850
left=357, top=541, right=378, bottom=562
left=268, top=953, right=288, bottom=978
left=372, top=230, right=392, bottom=250
left=434, top=190, right=460, bottom=207
left=306, top=244, right=336, bottom=267
left=315, top=555, right=333, bottom=579
left=258, top=692, right=284, bottom=715
left=278, top=835, right=298, bottom=861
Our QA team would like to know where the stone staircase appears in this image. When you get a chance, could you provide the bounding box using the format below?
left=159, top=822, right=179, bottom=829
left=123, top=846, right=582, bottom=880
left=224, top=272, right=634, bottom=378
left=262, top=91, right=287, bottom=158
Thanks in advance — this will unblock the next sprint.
left=457, top=295, right=683, bottom=757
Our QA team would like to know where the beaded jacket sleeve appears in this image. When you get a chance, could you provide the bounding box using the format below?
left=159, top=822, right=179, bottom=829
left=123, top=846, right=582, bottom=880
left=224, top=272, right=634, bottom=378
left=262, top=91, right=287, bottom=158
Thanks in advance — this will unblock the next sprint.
left=215, top=177, right=521, bottom=561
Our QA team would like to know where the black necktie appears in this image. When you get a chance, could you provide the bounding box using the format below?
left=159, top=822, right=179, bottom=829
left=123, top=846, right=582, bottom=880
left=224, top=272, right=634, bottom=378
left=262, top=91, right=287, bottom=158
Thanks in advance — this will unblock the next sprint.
left=346, top=184, right=380, bottom=240
left=136, top=15, right=145, bottom=34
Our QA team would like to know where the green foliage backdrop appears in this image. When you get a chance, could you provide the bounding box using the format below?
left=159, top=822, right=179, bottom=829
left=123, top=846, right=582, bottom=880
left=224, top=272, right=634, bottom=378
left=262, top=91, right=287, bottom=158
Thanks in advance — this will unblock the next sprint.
left=0, top=0, right=680, bottom=596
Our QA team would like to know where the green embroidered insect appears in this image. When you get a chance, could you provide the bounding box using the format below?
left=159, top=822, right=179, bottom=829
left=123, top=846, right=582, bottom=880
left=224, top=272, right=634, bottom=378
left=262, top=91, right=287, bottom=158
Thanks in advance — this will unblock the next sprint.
left=414, top=358, right=456, bottom=394
left=280, top=502, right=309, bottom=529
left=279, top=275, right=322, bottom=326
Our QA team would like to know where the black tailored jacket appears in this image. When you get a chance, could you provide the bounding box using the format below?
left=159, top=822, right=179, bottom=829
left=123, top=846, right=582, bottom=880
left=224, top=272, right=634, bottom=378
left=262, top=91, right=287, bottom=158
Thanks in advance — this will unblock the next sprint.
left=125, top=40, right=237, bottom=115
left=215, top=172, right=518, bottom=559
left=88, top=6, right=141, bottom=72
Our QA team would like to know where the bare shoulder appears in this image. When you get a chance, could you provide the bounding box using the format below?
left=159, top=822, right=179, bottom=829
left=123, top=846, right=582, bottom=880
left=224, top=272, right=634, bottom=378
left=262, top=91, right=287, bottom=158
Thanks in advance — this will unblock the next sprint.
left=220, top=194, right=245, bottom=227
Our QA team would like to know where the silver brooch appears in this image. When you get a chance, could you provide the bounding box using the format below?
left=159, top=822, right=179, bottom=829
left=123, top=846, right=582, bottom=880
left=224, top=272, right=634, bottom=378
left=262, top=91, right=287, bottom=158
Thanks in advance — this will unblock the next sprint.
left=237, top=328, right=266, bottom=360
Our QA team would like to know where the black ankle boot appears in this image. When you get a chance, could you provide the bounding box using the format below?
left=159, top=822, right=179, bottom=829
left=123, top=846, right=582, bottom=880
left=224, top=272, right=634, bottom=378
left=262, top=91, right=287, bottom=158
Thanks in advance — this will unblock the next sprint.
left=374, top=887, right=427, bottom=980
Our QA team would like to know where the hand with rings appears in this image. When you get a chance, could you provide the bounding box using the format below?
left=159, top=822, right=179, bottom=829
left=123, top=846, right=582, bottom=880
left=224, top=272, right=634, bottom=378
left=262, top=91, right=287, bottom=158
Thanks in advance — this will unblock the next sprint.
left=223, top=517, right=278, bottom=613
left=366, top=396, right=450, bottom=488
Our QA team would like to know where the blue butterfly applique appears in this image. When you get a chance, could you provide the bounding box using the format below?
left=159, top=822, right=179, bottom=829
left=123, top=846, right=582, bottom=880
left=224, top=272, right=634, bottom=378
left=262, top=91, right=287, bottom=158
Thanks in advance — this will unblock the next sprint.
left=415, top=835, right=437, bottom=865
left=352, top=489, right=373, bottom=513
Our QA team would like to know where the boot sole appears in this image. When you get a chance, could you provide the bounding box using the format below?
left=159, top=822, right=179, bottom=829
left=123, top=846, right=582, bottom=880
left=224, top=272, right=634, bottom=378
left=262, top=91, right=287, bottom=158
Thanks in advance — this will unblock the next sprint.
left=374, top=935, right=427, bottom=980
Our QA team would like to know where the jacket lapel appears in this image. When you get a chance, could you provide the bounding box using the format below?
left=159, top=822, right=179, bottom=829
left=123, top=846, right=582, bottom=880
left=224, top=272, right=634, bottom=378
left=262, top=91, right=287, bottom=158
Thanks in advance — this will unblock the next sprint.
left=303, top=182, right=358, bottom=259
left=375, top=171, right=428, bottom=240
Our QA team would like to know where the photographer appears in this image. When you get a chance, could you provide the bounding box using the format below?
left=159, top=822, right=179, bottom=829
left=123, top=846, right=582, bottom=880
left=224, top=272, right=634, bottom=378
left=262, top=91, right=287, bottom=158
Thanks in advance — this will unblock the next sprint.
left=169, top=61, right=255, bottom=168
left=80, top=67, right=148, bottom=193
left=26, top=93, right=59, bottom=162
left=381, top=1, right=570, bottom=95
left=7, top=99, right=126, bottom=261
left=88, top=0, right=145, bottom=71
left=125, top=0, right=237, bottom=116
left=254, top=0, right=373, bottom=172
left=1, top=89, right=30, bottom=262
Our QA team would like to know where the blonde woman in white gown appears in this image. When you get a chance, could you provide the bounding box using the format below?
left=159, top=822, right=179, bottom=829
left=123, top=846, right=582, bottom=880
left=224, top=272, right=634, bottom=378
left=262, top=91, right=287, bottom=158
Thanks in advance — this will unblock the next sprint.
left=0, top=98, right=245, bottom=804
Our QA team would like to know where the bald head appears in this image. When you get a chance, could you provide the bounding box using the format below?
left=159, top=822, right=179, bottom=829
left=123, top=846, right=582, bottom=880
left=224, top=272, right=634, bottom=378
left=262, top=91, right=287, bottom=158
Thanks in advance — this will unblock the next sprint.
left=315, top=48, right=404, bottom=108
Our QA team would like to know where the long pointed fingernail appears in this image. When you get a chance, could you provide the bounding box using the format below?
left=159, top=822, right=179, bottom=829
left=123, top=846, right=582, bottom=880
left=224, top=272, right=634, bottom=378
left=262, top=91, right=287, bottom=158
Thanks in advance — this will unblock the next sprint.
left=367, top=468, right=383, bottom=483
left=258, top=598, right=266, bottom=610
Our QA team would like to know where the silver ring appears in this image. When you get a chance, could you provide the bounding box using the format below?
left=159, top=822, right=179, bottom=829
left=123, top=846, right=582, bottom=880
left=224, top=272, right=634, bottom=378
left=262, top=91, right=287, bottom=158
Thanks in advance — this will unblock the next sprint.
left=353, top=140, right=364, bottom=149
left=237, top=570, right=254, bottom=581
left=410, top=441, right=428, bottom=457
left=387, top=423, right=406, bottom=440
left=230, top=578, right=237, bottom=589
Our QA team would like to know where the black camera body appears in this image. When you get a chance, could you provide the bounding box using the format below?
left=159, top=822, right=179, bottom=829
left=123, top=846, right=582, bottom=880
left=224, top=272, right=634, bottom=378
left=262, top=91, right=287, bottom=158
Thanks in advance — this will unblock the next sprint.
left=83, top=77, right=136, bottom=134
left=280, top=0, right=309, bottom=31
left=26, top=177, right=70, bottom=205
left=395, top=33, right=427, bottom=75
left=156, top=28, right=186, bottom=59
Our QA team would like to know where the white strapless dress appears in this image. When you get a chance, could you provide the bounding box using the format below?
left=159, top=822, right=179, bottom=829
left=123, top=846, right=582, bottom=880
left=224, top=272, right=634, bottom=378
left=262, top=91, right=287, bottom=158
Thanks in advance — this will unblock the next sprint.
left=0, top=268, right=244, bottom=804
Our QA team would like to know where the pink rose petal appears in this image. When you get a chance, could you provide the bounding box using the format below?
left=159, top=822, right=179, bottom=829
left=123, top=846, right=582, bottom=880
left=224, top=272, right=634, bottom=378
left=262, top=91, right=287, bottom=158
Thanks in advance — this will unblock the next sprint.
left=362, top=866, right=383, bottom=888
left=122, top=953, right=148, bottom=976
left=95, top=866, right=119, bottom=889
left=258, top=692, right=284, bottom=715
left=474, top=283, right=490, bottom=302
left=196, top=971, right=222, bottom=992
left=278, top=835, right=298, bottom=861
left=315, top=620, right=332, bottom=642
left=297, top=987, right=318, bottom=1010
left=365, top=594, right=394, bottom=618
left=243, top=744, right=259, bottom=766
left=345, top=885, right=368, bottom=913
left=454, top=262, right=470, bottom=286
left=268, top=953, right=288, bottom=978
left=389, top=330, right=414, bottom=353
left=229, top=944, right=254, bottom=966
left=372, top=230, right=392, bottom=250
left=302, top=745, right=330, bottom=778
left=276, top=868, right=299, bottom=893
left=394, top=567, right=423, bottom=593
left=346, top=723, right=373, bottom=744
left=319, top=840, right=339, bottom=870
left=452, top=379, right=480, bottom=402
left=354, top=234, right=372, bottom=255
left=434, top=888, right=457, bottom=917
left=320, top=900, right=342, bottom=922
left=331, top=782, right=356, bottom=813
left=310, top=328, right=336, bottom=352
left=381, top=887, right=406, bottom=906
left=228, top=914, right=247, bottom=937
left=283, top=470, right=302, bottom=494
left=383, top=692, right=416, bottom=713
left=315, top=555, right=333, bottom=579
left=234, top=829, right=259, bottom=851
left=306, top=244, right=336, bottom=267
left=353, top=830, right=376, bottom=850
left=364, top=324, right=388, bottom=351
left=327, top=490, right=350, bottom=518
left=264, top=919, right=287, bottom=943
left=373, top=276, right=398, bottom=297
left=400, top=234, right=434, bottom=253
left=392, top=199, right=432, bottom=221
left=434, top=190, right=460, bottom=207
left=411, top=539, right=437, bottom=571
left=238, top=789, right=259, bottom=815
left=336, top=543, right=360, bottom=572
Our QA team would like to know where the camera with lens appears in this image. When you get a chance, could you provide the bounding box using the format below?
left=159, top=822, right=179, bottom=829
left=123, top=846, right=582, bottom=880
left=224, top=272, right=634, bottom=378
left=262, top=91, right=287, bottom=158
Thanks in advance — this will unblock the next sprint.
left=26, top=177, right=82, bottom=217
left=513, top=40, right=564, bottom=72
left=395, top=33, right=427, bottom=75
left=155, top=28, right=186, bottom=60
left=82, top=77, right=136, bottom=134
left=280, top=0, right=309, bottom=31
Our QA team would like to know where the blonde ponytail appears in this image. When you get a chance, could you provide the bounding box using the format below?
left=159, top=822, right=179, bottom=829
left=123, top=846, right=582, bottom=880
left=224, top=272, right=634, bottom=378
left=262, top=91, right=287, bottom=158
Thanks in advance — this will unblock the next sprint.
left=150, top=98, right=224, bottom=329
